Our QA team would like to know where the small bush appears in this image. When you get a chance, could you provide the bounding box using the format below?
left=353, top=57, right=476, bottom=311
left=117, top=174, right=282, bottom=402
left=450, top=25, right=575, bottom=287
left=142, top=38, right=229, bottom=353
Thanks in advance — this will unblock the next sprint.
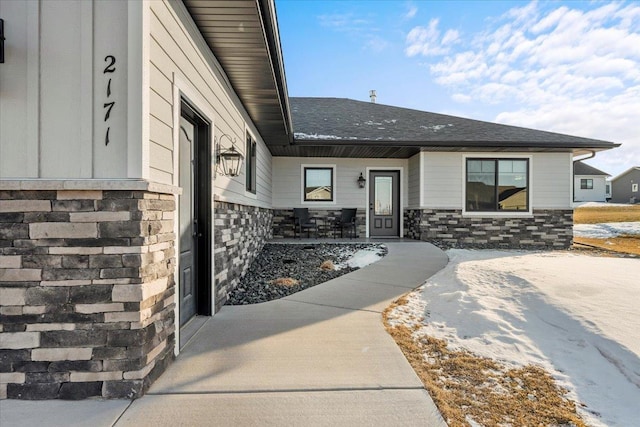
left=320, top=260, right=335, bottom=271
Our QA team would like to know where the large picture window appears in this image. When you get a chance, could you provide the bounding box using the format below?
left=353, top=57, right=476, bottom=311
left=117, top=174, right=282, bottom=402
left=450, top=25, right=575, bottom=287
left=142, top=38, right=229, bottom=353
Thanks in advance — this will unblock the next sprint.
left=580, top=179, right=593, bottom=190
left=245, top=132, right=256, bottom=194
left=466, top=158, right=529, bottom=212
left=304, top=167, right=334, bottom=201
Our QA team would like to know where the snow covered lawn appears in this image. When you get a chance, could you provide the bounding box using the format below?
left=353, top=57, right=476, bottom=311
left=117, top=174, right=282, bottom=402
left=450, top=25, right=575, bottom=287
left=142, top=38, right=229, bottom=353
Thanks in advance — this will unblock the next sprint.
left=392, top=250, right=640, bottom=426
left=574, top=221, right=640, bottom=238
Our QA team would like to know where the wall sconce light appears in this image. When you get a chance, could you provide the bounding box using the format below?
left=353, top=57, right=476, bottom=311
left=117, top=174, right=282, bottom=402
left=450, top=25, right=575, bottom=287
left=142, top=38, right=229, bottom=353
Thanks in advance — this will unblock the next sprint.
left=357, top=172, right=366, bottom=188
left=0, top=19, right=5, bottom=64
left=215, top=133, right=244, bottom=177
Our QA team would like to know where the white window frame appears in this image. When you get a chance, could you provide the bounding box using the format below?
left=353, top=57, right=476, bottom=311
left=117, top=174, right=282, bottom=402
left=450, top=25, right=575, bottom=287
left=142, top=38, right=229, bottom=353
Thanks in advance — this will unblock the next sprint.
left=633, top=183, right=638, bottom=193
left=244, top=127, right=258, bottom=199
left=462, top=154, right=533, bottom=217
left=301, top=164, right=337, bottom=205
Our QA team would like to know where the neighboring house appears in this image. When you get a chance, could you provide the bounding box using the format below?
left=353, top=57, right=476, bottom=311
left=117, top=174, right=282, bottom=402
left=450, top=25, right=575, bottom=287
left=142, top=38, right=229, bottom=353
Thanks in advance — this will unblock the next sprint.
left=573, top=161, right=611, bottom=202
left=610, top=167, right=640, bottom=203
left=0, top=0, right=619, bottom=400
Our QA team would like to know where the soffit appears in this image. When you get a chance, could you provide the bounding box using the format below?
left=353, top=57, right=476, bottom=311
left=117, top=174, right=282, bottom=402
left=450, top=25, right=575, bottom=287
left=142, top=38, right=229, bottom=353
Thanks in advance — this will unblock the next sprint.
left=182, top=0, right=292, bottom=146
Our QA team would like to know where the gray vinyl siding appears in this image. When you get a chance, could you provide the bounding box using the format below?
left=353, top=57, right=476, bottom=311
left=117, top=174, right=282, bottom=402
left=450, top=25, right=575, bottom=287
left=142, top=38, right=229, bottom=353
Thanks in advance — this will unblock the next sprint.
left=422, top=152, right=462, bottom=209
left=149, top=0, right=271, bottom=207
left=532, top=153, right=572, bottom=209
left=611, top=169, right=640, bottom=203
left=272, top=157, right=408, bottom=209
left=408, top=153, right=421, bottom=208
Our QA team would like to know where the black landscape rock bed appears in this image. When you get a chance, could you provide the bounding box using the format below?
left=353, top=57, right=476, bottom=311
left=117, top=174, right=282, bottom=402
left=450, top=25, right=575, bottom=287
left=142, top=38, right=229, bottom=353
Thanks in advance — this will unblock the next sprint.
left=226, top=243, right=387, bottom=305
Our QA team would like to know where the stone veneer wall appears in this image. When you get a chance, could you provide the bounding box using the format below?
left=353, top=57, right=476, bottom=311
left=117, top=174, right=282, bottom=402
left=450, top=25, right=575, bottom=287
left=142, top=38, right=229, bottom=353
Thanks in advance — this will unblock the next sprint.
left=404, top=209, right=573, bottom=248
left=213, top=201, right=272, bottom=310
left=0, top=189, right=176, bottom=399
left=272, top=209, right=366, bottom=239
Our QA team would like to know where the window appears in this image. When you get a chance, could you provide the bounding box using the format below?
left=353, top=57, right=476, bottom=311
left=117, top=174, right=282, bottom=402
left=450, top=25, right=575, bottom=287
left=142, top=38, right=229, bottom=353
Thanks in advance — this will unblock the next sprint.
left=466, top=158, right=529, bottom=212
left=245, top=132, right=256, bottom=194
left=303, top=167, right=334, bottom=201
left=580, top=179, right=593, bottom=190
left=633, top=183, right=639, bottom=193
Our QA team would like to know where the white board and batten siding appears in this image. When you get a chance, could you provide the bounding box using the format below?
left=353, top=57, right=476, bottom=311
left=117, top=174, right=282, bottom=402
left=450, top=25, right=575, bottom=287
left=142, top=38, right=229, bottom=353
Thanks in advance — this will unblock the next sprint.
left=149, top=0, right=272, bottom=208
left=0, top=0, right=133, bottom=179
left=272, top=157, right=408, bottom=209
left=420, top=152, right=572, bottom=210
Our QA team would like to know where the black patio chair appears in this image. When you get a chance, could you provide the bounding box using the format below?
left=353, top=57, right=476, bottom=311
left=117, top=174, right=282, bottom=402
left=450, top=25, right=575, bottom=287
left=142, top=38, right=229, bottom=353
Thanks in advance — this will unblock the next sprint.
left=293, top=208, right=318, bottom=238
left=333, top=208, right=357, bottom=239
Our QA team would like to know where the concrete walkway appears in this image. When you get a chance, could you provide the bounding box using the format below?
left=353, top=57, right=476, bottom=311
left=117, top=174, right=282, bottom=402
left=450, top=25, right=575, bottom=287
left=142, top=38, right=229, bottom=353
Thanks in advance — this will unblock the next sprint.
left=1, top=241, right=448, bottom=427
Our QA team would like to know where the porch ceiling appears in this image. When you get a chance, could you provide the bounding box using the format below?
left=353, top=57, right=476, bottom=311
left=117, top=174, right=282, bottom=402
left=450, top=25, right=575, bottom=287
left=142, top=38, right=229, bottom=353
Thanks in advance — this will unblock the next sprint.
left=182, top=0, right=292, bottom=147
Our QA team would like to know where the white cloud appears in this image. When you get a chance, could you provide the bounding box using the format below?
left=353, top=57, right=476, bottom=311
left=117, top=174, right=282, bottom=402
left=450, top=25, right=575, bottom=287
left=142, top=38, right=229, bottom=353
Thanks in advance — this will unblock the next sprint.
left=405, top=4, right=418, bottom=20
left=405, top=19, right=458, bottom=56
left=416, top=0, right=640, bottom=175
left=318, top=12, right=389, bottom=53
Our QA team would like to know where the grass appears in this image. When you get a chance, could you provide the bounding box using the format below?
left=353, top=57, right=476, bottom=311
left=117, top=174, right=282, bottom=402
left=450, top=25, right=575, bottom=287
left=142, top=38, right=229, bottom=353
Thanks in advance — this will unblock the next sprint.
left=383, top=299, right=587, bottom=427
left=269, top=277, right=299, bottom=286
left=573, top=204, right=640, bottom=256
left=573, top=204, right=640, bottom=224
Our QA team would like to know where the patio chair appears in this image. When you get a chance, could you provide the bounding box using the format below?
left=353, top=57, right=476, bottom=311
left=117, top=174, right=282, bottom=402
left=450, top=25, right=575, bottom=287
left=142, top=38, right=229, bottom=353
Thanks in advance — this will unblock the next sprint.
left=293, top=208, right=318, bottom=238
left=333, top=208, right=357, bottom=239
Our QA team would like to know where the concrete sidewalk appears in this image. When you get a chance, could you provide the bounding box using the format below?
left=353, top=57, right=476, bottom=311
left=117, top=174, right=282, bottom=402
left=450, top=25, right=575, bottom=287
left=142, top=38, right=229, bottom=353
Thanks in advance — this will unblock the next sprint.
left=1, top=241, right=448, bottom=427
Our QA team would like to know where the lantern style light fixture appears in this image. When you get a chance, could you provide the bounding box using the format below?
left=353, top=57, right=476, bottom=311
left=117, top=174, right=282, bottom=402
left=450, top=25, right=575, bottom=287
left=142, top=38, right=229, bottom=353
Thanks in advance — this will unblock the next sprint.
left=215, top=133, right=244, bottom=177
left=357, top=172, right=366, bottom=188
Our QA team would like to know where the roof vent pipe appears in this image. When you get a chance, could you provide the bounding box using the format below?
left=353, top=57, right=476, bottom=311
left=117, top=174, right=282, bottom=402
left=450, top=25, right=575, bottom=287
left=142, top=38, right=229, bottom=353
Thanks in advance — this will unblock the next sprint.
left=369, top=90, right=377, bottom=103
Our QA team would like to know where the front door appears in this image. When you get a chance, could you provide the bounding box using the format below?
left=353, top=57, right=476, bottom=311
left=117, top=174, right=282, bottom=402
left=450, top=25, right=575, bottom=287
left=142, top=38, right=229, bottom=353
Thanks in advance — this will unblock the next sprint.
left=369, top=170, right=400, bottom=237
left=178, top=115, right=196, bottom=325
left=178, top=100, right=212, bottom=330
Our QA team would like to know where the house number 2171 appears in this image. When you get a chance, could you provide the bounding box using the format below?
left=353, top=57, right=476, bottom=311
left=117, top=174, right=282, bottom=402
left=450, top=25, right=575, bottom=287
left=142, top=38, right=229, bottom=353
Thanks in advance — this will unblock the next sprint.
left=103, top=55, right=116, bottom=146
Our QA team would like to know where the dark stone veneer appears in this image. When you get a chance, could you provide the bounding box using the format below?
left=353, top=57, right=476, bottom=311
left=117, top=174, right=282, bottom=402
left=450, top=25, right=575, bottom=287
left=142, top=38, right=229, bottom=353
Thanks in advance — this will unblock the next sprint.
left=404, top=208, right=573, bottom=248
left=0, top=190, right=176, bottom=399
left=213, top=201, right=273, bottom=310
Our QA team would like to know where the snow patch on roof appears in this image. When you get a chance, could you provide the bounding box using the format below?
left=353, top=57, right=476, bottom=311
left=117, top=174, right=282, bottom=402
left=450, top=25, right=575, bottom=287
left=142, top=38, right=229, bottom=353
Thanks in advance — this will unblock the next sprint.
left=364, top=120, right=383, bottom=126
left=294, top=132, right=358, bottom=140
left=420, top=124, right=454, bottom=131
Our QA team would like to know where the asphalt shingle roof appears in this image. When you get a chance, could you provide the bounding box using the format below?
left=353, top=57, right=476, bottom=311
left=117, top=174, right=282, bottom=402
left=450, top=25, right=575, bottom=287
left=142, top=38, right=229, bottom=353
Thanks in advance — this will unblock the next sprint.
left=290, top=97, right=619, bottom=150
left=574, top=161, right=610, bottom=176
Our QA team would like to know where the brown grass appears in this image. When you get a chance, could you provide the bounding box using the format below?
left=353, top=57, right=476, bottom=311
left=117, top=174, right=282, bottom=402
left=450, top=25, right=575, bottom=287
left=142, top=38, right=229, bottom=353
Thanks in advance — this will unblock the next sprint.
left=574, top=235, right=640, bottom=256
left=320, top=260, right=335, bottom=271
left=573, top=205, right=640, bottom=256
left=383, top=299, right=586, bottom=427
left=269, top=277, right=299, bottom=286
left=574, top=205, right=640, bottom=224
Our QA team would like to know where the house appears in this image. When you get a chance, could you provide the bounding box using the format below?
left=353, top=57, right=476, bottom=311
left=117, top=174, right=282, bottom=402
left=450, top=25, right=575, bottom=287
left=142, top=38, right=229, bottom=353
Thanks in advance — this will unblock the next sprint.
left=573, top=161, right=611, bottom=202
left=0, top=0, right=619, bottom=400
left=610, top=167, right=640, bottom=204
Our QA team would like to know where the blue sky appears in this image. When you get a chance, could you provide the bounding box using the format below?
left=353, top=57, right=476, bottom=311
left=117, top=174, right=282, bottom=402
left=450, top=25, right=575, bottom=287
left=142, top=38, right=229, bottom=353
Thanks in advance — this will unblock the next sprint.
left=276, top=0, right=640, bottom=177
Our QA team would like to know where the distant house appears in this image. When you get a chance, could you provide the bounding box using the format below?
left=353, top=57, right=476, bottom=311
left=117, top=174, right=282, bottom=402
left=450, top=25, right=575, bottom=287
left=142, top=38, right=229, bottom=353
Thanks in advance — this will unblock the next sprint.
left=573, top=161, right=611, bottom=202
left=610, top=167, right=640, bottom=203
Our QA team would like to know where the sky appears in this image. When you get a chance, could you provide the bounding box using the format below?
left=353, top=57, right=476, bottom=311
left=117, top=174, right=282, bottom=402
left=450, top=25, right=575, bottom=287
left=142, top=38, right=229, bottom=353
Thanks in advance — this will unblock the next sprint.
left=276, top=0, right=640, bottom=177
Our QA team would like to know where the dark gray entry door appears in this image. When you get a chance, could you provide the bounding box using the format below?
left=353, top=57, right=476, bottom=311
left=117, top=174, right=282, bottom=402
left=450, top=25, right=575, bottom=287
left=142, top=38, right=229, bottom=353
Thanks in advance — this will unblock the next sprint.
left=179, top=115, right=196, bottom=325
left=369, top=170, right=400, bottom=237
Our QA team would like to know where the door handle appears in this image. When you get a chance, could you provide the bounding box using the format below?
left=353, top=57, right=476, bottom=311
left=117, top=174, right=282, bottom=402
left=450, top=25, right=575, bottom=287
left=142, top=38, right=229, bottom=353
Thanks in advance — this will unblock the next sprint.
left=369, top=203, right=373, bottom=210
left=193, top=219, right=202, bottom=238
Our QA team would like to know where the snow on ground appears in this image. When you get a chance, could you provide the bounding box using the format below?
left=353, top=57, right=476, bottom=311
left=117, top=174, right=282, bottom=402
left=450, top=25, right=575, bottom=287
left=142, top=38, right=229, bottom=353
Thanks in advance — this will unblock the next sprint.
left=574, top=222, right=640, bottom=238
left=573, top=202, right=635, bottom=208
left=400, top=250, right=640, bottom=427
left=335, top=247, right=385, bottom=269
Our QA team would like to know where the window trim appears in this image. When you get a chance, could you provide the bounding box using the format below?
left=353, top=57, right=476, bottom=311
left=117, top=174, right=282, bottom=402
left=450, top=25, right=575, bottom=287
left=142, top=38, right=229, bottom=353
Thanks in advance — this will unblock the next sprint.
left=245, top=130, right=257, bottom=196
left=580, top=178, right=593, bottom=190
left=301, top=164, right=337, bottom=204
left=462, top=154, right=533, bottom=216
